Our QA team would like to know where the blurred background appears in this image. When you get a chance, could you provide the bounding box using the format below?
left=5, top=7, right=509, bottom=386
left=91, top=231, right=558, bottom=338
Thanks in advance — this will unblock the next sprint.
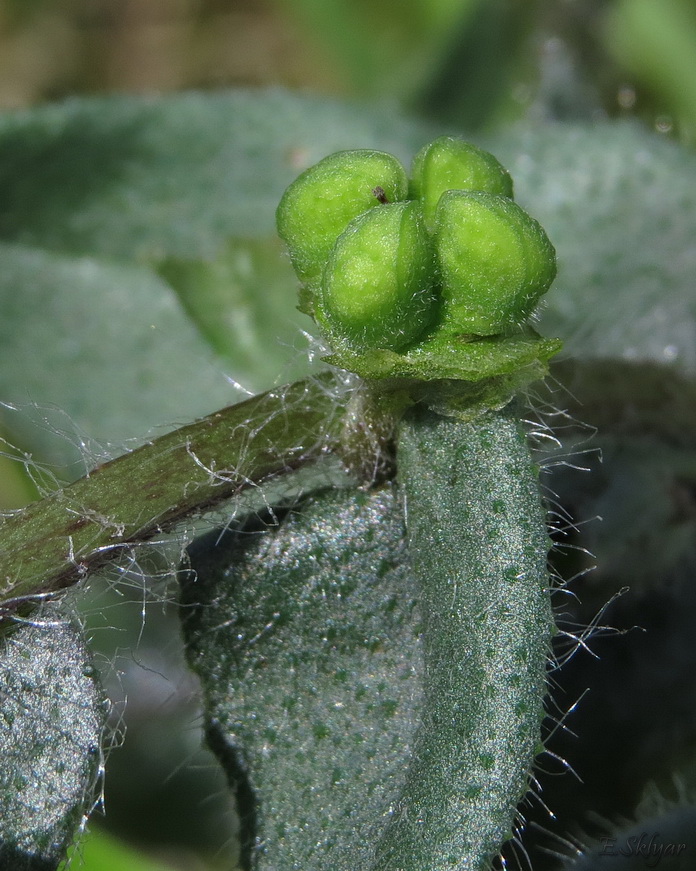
left=0, top=0, right=694, bottom=139
left=1, top=1, right=696, bottom=870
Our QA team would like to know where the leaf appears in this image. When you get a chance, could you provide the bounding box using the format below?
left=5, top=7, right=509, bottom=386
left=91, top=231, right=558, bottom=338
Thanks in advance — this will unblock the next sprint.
left=181, top=403, right=553, bottom=871
left=606, top=0, right=696, bottom=133
left=0, top=242, right=237, bottom=473
left=0, top=605, right=106, bottom=871
left=489, top=122, right=696, bottom=372
left=154, top=237, right=309, bottom=385
left=180, top=485, right=424, bottom=870
left=379, top=407, right=552, bottom=869
left=0, top=92, right=437, bottom=464
left=0, top=92, right=434, bottom=261
left=63, top=826, right=179, bottom=871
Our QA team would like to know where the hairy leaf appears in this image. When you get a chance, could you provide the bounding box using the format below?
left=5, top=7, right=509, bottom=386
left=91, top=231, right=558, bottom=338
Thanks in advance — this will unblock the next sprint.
left=181, top=403, right=553, bottom=870
left=180, top=485, right=422, bottom=870
left=0, top=92, right=433, bottom=261
left=376, top=407, right=552, bottom=869
left=490, top=122, right=696, bottom=372
left=0, top=242, right=236, bottom=473
left=0, top=606, right=106, bottom=870
left=0, top=95, right=694, bottom=472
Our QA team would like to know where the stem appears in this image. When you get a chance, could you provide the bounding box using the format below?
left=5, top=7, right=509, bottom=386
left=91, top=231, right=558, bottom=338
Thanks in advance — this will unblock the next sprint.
left=374, top=405, right=552, bottom=870
left=0, top=374, right=359, bottom=616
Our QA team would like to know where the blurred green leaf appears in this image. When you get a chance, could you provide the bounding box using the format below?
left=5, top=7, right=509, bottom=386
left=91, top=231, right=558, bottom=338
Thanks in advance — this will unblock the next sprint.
left=0, top=242, right=237, bottom=474
left=0, top=605, right=105, bottom=871
left=0, top=92, right=436, bottom=470
left=269, top=0, right=483, bottom=100
left=0, top=92, right=434, bottom=261
left=606, top=0, right=696, bottom=138
left=489, top=121, right=696, bottom=373
left=64, top=826, right=176, bottom=871
left=154, top=237, right=307, bottom=385
left=418, top=0, right=538, bottom=129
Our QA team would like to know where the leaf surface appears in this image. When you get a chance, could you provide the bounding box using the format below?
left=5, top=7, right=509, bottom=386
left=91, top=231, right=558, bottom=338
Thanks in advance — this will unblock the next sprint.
left=490, top=122, right=696, bottom=372
left=0, top=96, right=695, bottom=469
left=0, top=242, right=236, bottom=472
left=0, top=92, right=435, bottom=466
left=0, top=92, right=433, bottom=261
left=180, top=485, right=423, bottom=870
left=0, top=606, right=106, bottom=871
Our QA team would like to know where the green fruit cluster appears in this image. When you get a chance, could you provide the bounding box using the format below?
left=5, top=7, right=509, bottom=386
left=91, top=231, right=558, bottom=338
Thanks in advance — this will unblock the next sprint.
left=277, top=137, right=557, bottom=355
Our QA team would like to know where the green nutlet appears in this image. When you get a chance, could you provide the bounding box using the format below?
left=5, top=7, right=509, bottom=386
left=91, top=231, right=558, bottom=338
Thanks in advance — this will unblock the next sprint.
left=317, top=201, right=436, bottom=353
left=276, top=149, right=408, bottom=287
left=411, top=136, right=514, bottom=230
left=276, top=139, right=560, bottom=386
left=434, top=190, right=557, bottom=336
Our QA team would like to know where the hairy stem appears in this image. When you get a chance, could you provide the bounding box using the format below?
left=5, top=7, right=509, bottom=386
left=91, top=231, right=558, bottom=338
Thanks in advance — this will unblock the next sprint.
left=374, top=405, right=552, bottom=870
left=0, top=374, right=361, bottom=616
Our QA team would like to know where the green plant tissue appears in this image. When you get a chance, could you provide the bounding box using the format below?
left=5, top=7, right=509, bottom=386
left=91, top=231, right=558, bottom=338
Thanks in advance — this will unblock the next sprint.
left=0, top=94, right=692, bottom=377
left=0, top=94, right=694, bottom=472
left=180, top=485, right=423, bottom=870
left=0, top=605, right=106, bottom=871
left=0, top=92, right=433, bottom=261
left=489, top=123, right=696, bottom=372
left=0, top=242, right=237, bottom=472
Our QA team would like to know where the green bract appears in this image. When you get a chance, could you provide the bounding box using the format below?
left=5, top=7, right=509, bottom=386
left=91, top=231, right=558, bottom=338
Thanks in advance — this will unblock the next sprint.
left=318, top=202, right=436, bottom=352
left=276, top=149, right=408, bottom=286
left=434, top=190, right=557, bottom=336
left=410, top=136, right=514, bottom=230
left=276, top=138, right=560, bottom=400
